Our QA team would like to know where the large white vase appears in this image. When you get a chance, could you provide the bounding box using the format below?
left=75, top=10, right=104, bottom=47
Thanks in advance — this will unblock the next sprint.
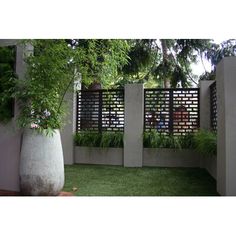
left=20, top=129, right=64, bottom=196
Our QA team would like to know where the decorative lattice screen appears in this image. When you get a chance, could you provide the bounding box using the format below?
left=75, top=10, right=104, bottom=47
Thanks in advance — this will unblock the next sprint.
left=77, top=89, right=124, bottom=132
left=144, top=88, right=200, bottom=135
left=210, top=82, right=217, bottom=132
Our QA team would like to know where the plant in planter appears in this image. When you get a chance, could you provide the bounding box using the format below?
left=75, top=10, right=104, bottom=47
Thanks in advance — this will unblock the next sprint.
left=74, top=131, right=123, bottom=148
left=14, top=39, right=130, bottom=195
left=15, top=40, right=78, bottom=196
left=193, top=129, right=217, bottom=156
left=143, top=130, right=195, bottom=149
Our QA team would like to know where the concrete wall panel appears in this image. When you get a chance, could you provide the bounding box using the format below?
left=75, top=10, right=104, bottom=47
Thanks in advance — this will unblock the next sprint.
left=75, top=147, right=123, bottom=166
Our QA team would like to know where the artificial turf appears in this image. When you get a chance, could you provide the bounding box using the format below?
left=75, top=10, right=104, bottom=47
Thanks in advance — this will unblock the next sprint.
left=63, top=164, right=219, bottom=196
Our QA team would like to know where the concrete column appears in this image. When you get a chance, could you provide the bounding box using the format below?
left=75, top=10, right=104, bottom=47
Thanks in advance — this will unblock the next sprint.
left=0, top=40, right=28, bottom=191
left=15, top=42, right=33, bottom=118
left=60, top=85, right=77, bottom=165
left=199, top=80, right=217, bottom=174
left=216, top=57, right=236, bottom=196
left=199, top=80, right=215, bottom=130
left=124, top=84, right=144, bottom=167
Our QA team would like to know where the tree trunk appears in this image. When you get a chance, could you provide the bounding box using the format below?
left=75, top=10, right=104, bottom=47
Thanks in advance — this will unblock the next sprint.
left=160, top=39, right=171, bottom=88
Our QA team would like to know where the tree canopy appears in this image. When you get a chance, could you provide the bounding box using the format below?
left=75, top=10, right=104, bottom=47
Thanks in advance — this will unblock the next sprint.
left=22, top=39, right=236, bottom=90
left=117, top=39, right=212, bottom=88
left=67, top=39, right=130, bottom=89
left=117, top=39, right=236, bottom=88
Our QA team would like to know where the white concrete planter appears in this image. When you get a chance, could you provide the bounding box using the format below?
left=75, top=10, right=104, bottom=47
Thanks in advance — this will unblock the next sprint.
left=143, top=148, right=201, bottom=167
left=20, top=129, right=64, bottom=196
left=75, top=146, right=123, bottom=166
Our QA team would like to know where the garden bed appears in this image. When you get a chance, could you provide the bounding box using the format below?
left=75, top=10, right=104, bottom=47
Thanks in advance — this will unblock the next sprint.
left=75, top=146, right=123, bottom=166
left=75, top=146, right=217, bottom=180
left=143, top=148, right=200, bottom=167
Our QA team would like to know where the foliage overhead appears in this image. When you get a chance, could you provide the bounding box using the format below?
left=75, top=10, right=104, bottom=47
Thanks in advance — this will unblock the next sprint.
left=116, top=39, right=212, bottom=88
left=118, top=39, right=236, bottom=88
left=117, top=39, right=159, bottom=86
left=153, top=39, right=211, bottom=88
left=200, top=39, right=236, bottom=81
left=67, top=39, right=130, bottom=89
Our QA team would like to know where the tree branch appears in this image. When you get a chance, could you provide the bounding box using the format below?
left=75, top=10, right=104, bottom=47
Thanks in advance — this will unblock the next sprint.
left=56, top=70, right=77, bottom=115
left=168, top=50, right=198, bottom=86
left=200, top=52, right=207, bottom=73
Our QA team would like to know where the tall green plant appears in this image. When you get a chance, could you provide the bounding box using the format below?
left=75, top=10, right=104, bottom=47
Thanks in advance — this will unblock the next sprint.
left=15, top=40, right=77, bottom=135
left=13, top=40, right=130, bottom=135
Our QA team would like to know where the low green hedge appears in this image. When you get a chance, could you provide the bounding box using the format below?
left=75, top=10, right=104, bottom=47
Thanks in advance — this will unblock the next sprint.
left=74, top=131, right=123, bottom=148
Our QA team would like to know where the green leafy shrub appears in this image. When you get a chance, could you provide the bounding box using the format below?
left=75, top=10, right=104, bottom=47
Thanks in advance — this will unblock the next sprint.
left=74, top=131, right=123, bottom=148
left=193, top=130, right=217, bottom=156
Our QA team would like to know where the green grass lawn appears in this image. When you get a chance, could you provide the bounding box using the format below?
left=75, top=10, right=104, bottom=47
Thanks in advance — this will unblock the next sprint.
left=63, top=164, right=219, bottom=196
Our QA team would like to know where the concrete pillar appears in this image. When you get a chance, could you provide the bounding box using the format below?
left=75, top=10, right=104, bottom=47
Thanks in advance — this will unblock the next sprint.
left=199, top=80, right=215, bottom=130
left=216, top=57, right=236, bottom=196
left=199, top=80, right=217, bottom=175
left=60, top=82, right=78, bottom=165
left=0, top=40, right=28, bottom=191
left=124, top=84, right=144, bottom=167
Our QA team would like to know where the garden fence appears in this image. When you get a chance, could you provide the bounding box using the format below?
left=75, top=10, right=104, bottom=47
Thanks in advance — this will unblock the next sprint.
left=76, top=87, right=200, bottom=135
left=210, top=81, right=217, bottom=132
left=76, top=89, right=124, bottom=132
left=144, top=88, right=200, bottom=135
